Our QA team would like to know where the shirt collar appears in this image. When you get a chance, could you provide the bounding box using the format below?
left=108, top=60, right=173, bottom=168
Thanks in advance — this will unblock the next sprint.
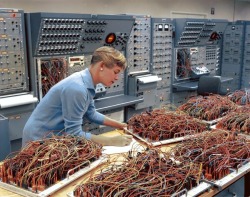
left=80, top=68, right=96, bottom=96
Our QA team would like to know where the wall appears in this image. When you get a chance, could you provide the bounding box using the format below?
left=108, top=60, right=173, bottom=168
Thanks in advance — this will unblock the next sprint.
left=0, top=0, right=250, bottom=21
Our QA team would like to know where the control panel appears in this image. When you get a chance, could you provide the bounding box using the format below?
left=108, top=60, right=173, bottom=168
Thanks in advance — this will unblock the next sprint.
left=242, top=22, right=250, bottom=89
left=173, top=18, right=228, bottom=82
left=174, top=19, right=228, bottom=47
left=126, top=15, right=151, bottom=74
left=171, top=19, right=228, bottom=107
left=151, top=18, right=173, bottom=107
left=25, top=13, right=135, bottom=57
left=25, top=13, right=135, bottom=100
left=221, top=22, right=244, bottom=91
left=151, top=18, right=173, bottom=89
left=0, top=9, right=29, bottom=96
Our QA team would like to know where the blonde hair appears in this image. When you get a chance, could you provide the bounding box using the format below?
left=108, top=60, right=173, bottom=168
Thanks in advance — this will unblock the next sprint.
left=91, top=46, right=127, bottom=70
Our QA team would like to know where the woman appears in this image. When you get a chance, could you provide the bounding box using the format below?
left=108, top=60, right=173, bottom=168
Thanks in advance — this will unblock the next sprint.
left=22, top=46, right=132, bottom=147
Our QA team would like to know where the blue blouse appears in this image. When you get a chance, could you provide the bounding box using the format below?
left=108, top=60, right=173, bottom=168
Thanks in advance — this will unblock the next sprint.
left=22, top=68, right=104, bottom=146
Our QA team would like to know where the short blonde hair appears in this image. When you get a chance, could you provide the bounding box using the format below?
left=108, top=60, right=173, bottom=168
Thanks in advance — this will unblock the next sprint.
left=91, top=46, right=127, bottom=70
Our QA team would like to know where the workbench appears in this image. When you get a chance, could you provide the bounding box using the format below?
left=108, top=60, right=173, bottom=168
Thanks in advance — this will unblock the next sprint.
left=0, top=130, right=249, bottom=197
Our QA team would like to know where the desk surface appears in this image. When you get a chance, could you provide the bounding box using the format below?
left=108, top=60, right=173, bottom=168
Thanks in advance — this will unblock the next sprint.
left=172, top=76, right=234, bottom=92
left=95, top=95, right=144, bottom=112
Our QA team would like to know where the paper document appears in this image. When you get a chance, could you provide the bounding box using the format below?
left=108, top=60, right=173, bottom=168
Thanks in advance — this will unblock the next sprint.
left=102, top=138, right=144, bottom=155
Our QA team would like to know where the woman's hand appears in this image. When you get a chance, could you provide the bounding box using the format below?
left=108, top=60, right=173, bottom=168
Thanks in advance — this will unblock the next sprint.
left=103, top=116, right=128, bottom=130
left=119, top=122, right=128, bottom=129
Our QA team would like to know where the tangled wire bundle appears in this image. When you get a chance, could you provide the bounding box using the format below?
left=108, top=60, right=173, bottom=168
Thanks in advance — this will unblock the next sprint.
left=216, top=106, right=250, bottom=133
left=0, top=135, right=102, bottom=193
left=171, top=129, right=250, bottom=181
left=228, top=89, right=250, bottom=105
left=177, top=95, right=237, bottom=121
left=127, top=109, right=208, bottom=142
left=41, top=58, right=68, bottom=97
left=73, top=148, right=201, bottom=197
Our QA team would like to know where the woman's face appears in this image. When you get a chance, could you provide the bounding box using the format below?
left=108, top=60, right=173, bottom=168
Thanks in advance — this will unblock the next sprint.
left=100, top=64, right=123, bottom=87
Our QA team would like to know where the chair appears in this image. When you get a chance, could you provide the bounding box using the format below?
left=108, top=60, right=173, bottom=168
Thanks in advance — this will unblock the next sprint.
left=197, top=75, right=222, bottom=96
